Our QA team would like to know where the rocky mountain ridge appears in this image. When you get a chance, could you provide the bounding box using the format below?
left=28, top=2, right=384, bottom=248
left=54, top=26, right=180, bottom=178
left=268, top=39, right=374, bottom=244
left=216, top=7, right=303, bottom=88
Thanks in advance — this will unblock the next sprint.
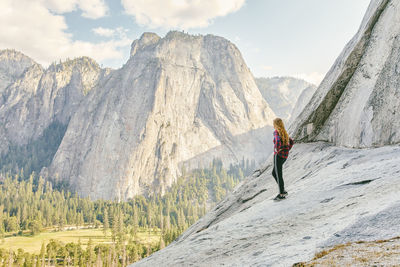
left=0, top=53, right=108, bottom=160
left=0, top=49, right=37, bottom=93
left=0, top=31, right=280, bottom=200
left=46, top=31, right=276, bottom=200
left=1, top=30, right=337, bottom=203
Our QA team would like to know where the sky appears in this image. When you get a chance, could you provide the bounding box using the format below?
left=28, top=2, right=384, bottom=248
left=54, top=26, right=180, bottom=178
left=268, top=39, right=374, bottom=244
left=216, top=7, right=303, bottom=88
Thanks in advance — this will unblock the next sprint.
left=0, top=0, right=371, bottom=85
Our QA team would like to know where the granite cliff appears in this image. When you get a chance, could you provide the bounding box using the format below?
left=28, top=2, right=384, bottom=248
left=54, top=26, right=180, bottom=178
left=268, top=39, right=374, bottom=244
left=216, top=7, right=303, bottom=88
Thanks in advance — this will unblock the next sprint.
left=45, top=32, right=276, bottom=200
left=290, top=0, right=399, bottom=148
left=0, top=52, right=109, bottom=164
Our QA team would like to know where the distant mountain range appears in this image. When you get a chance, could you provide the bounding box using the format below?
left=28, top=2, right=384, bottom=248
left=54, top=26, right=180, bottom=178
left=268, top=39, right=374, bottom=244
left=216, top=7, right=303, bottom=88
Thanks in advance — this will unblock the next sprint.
left=0, top=32, right=317, bottom=200
left=255, top=76, right=317, bottom=124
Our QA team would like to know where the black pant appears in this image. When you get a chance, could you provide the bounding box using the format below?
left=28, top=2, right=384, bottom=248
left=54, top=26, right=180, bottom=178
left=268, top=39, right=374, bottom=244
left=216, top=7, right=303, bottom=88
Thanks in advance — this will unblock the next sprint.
left=272, top=154, right=286, bottom=194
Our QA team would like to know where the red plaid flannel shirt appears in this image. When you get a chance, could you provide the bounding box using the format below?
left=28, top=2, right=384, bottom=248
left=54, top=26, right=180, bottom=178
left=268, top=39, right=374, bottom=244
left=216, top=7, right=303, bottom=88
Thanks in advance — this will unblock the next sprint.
left=273, top=130, right=294, bottom=159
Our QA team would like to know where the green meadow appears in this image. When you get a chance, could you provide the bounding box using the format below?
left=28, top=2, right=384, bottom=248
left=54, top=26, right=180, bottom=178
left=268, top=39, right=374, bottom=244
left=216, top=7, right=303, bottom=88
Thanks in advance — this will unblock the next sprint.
left=0, top=227, right=161, bottom=254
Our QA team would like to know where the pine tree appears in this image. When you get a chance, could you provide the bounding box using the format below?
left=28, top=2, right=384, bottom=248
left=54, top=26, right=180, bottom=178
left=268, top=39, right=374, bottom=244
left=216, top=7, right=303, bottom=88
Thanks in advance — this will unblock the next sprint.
left=63, top=249, right=69, bottom=267
left=95, top=250, right=102, bottom=267
left=103, top=208, right=109, bottom=237
left=177, top=208, right=185, bottom=230
left=164, top=213, right=170, bottom=231
left=111, top=209, right=122, bottom=243
left=0, top=205, right=4, bottom=238
left=7, top=249, right=14, bottom=267
left=122, top=244, right=127, bottom=267
left=117, top=209, right=125, bottom=243
left=106, top=247, right=112, bottom=267
left=72, top=245, right=78, bottom=267
left=87, top=238, right=95, bottom=266
left=133, top=205, right=139, bottom=239
left=159, top=235, right=165, bottom=250
left=40, top=242, right=46, bottom=267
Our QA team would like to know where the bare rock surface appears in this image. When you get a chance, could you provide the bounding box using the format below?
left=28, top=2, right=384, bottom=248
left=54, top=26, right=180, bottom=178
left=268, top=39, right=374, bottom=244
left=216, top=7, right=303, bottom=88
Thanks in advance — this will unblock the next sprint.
left=131, top=142, right=400, bottom=266
left=290, top=0, right=400, bottom=148
left=0, top=49, right=37, bottom=93
left=0, top=53, right=106, bottom=156
left=47, top=32, right=276, bottom=200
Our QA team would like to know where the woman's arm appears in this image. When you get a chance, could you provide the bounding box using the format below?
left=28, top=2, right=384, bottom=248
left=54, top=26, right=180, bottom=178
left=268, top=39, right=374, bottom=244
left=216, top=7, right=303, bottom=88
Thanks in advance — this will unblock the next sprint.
left=289, top=138, right=294, bottom=150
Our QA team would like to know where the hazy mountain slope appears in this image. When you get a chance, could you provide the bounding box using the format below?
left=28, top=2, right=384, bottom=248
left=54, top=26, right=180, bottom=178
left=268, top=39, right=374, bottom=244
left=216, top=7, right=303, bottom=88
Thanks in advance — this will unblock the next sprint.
left=289, top=85, right=317, bottom=125
left=255, top=77, right=316, bottom=122
left=47, top=32, right=276, bottom=200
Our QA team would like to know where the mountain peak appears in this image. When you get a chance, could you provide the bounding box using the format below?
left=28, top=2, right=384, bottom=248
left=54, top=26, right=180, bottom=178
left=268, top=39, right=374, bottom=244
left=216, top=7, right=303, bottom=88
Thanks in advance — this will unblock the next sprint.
left=139, top=32, right=160, bottom=44
left=165, top=30, right=203, bottom=40
left=0, top=49, right=37, bottom=64
left=48, top=30, right=275, bottom=200
left=0, top=49, right=40, bottom=92
left=130, top=31, right=234, bottom=59
left=47, top=56, right=100, bottom=72
left=130, top=32, right=161, bottom=57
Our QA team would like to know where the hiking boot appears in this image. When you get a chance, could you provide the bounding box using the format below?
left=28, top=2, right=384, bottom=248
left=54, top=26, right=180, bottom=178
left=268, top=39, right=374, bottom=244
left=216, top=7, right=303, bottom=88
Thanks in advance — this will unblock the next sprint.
left=273, top=194, right=286, bottom=201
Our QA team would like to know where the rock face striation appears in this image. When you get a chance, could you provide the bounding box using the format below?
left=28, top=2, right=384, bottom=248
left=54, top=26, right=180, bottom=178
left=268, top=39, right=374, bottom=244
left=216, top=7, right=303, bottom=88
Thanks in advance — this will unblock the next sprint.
left=255, top=77, right=316, bottom=123
left=0, top=52, right=108, bottom=157
left=130, top=0, right=400, bottom=265
left=46, top=32, right=275, bottom=200
left=290, top=0, right=400, bottom=148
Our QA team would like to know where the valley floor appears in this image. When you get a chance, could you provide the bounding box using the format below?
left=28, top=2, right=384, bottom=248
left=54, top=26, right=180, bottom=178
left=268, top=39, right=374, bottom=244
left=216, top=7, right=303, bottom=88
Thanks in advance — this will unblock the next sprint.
left=131, top=142, right=400, bottom=266
left=0, top=227, right=160, bottom=254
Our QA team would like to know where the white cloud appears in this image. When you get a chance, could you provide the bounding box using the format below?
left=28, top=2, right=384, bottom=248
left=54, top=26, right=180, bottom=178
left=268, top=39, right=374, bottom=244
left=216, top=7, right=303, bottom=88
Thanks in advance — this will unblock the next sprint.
left=93, top=27, right=116, bottom=37
left=93, top=27, right=129, bottom=38
left=43, top=0, right=108, bottom=19
left=121, top=0, right=246, bottom=29
left=0, top=0, right=129, bottom=67
left=292, top=72, right=325, bottom=86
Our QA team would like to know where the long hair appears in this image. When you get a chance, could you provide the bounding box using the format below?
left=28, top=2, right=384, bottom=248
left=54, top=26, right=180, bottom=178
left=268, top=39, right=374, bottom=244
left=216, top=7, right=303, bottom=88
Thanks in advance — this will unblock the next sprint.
left=273, top=118, right=289, bottom=145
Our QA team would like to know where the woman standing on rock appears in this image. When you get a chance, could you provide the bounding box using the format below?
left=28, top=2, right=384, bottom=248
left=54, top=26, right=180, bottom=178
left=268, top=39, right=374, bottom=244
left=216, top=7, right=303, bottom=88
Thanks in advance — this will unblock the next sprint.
left=272, top=118, right=294, bottom=201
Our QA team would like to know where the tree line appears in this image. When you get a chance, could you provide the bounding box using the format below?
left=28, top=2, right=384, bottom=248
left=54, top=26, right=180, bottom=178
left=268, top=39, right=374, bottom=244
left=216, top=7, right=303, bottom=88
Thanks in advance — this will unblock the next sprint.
left=0, top=158, right=255, bottom=266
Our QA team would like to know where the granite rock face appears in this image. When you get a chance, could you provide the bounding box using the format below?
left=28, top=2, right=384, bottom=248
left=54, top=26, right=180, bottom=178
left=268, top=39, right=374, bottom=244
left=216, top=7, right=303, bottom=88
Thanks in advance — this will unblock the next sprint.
left=290, top=0, right=400, bottom=148
left=0, top=49, right=37, bottom=94
left=47, top=32, right=276, bottom=200
left=0, top=52, right=107, bottom=156
left=131, top=143, right=400, bottom=266
left=255, top=77, right=316, bottom=123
